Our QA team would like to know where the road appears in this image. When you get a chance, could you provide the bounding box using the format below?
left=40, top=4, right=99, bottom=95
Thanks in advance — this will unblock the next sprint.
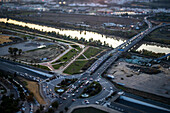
left=52, top=17, right=170, bottom=112
left=0, top=16, right=170, bottom=113
left=0, top=58, right=50, bottom=79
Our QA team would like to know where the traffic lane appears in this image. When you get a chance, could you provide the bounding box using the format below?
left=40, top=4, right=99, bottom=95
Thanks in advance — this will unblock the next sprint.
left=0, top=60, right=48, bottom=79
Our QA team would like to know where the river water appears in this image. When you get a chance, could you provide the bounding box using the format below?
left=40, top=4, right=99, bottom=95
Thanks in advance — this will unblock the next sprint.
left=0, top=18, right=169, bottom=54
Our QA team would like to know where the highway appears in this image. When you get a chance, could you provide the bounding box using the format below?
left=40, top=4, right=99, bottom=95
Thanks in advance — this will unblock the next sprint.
left=0, top=58, right=50, bottom=79
left=0, top=16, right=170, bottom=113
left=52, top=17, right=170, bottom=112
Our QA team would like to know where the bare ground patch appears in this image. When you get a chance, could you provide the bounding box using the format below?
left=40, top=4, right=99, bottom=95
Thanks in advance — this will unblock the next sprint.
left=18, top=77, right=46, bottom=105
left=107, top=61, right=170, bottom=98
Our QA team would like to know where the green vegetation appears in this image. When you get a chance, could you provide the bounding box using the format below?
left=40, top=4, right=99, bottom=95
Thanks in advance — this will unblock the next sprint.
left=33, top=64, right=50, bottom=71
left=144, top=26, right=170, bottom=45
left=63, top=61, right=88, bottom=74
left=8, top=47, right=22, bottom=56
left=80, top=81, right=102, bottom=98
left=77, top=55, right=86, bottom=59
left=54, top=78, right=77, bottom=95
left=72, top=107, right=107, bottom=113
left=71, top=44, right=81, bottom=51
left=52, top=49, right=77, bottom=64
left=52, top=101, right=59, bottom=108
left=81, top=59, right=96, bottom=71
left=137, top=49, right=166, bottom=58
left=58, top=78, right=77, bottom=87
left=84, top=47, right=101, bottom=58
left=52, top=63, right=64, bottom=69
left=0, top=95, right=20, bottom=113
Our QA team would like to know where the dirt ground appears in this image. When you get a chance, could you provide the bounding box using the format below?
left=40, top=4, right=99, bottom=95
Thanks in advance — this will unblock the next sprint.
left=18, top=77, right=46, bottom=104
left=21, top=13, right=140, bottom=27
left=106, top=61, right=170, bottom=98
left=0, top=35, right=12, bottom=44
left=15, top=43, right=67, bottom=63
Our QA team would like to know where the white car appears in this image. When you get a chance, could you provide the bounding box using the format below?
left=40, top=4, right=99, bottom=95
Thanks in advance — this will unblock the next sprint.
left=95, top=101, right=99, bottom=104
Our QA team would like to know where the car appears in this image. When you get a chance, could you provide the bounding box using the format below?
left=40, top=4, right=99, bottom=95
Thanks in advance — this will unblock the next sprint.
left=63, top=97, right=66, bottom=100
left=76, top=90, right=79, bottom=93
left=80, top=86, right=83, bottom=88
left=103, top=87, right=105, bottom=90
left=84, top=100, right=89, bottom=104
left=90, top=78, right=93, bottom=81
left=95, top=101, right=99, bottom=104
left=72, top=99, right=76, bottom=102
left=110, top=87, right=113, bottom=90
left=72, top=93, right=75, bottom=96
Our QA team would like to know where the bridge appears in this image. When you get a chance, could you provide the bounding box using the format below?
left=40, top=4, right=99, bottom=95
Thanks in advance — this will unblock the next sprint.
left=87, top=17, right=170, bottom=75
left=156, top=53, right=170, bottom=60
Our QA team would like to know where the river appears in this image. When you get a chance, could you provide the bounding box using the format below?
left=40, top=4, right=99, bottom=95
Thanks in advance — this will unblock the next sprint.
left=0, top=18, right=169, bottom=54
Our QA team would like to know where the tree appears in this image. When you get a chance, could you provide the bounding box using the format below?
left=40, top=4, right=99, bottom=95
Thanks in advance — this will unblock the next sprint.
left=8, top=47, right=14, bottom=55
left=52, top=101, right=58, bottom=108
left=18, top=49, right=22, bottom=55
left=35, top=109, right=40, bottom=113
left=40, top=104, right=44, bottom=111
left=13, top=48, right=18, bottom=56
left=65, top=107, right=68, bottom=111
left=26, top=95, right=34, bottom=102
left=48, top=108, right=54, bottom=113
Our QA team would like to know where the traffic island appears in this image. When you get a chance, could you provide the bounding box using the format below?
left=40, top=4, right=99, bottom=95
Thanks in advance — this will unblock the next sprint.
left=79, top=81, right=102, bottom=98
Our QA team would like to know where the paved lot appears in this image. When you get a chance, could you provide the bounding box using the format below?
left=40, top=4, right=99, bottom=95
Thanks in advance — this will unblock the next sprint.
left=0, top=40, right=54, bottom=56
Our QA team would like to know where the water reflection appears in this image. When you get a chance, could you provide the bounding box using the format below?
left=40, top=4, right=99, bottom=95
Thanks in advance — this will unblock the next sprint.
left=0, top=18, right=169, bottom=54
left=137, top=44, right=170, bottom=54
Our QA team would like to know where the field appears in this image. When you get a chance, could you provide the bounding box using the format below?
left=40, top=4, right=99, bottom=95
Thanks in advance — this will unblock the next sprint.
left=83, top=47, right=102, bottom=58
left=14, top=12, right=140, bottom=28
left=12, top=43, right=66, bottom=63
left=18, top=77, right=46, bottom=104
left=33, top=65, right=50, bottom=71
left=144, top=26, right=170, bottom=45
left=63, top=61, right=88, bottom=74
left=52, top=49, right=78, bottom=64
left=77, top=55, right=86, bottom=59
left=52, top=63, right=64, bottom=70
left=0, top=35, right=12, bottom=44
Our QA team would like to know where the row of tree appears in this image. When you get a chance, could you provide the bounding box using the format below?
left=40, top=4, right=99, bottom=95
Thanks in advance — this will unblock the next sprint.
left=8, top=47, right=22, bottom=56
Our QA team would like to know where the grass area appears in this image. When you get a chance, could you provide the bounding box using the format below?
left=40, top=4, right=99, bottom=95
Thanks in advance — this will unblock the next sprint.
left=80, top=81, right=102, bottom=98
left=58, top=78, right=78, bottom=87
left=18, top=77, right=46, bottom=104
left=72, top=107, right=108, bottom=113
left=144, top=26, right=170, bottom=45
left=32, top=65, right=50, bottom=71
left=77, top=55, right=86, bottom=59
left=63, top=61, right=88, bottom=74
left=0, top=35, right=12, bottom=44
left=52, top=49, right=77, bottom=64
left=83, top=47, right=102, bottom=58
left=71, top=44, right=81, bottom=51
left=52, top=63, right=64, bottom=69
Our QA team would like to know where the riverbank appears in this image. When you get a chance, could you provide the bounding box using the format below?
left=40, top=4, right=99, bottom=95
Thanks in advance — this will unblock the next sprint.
left=1, top=13, right=140, bottom=39
left=0, top=17, right=169, bottom=54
